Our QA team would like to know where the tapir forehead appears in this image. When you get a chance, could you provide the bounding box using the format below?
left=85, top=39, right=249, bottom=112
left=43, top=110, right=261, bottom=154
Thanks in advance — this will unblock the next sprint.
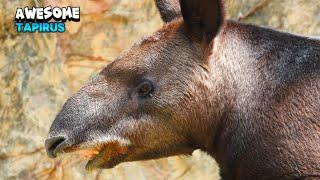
left=136, top=19, right=184, bottom=47
left=100, top=19, right=189, bottom=82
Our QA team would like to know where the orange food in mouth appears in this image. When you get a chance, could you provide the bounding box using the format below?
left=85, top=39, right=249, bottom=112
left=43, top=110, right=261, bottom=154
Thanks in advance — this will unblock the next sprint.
left=63, top=141, right=129, bottom=170
left=76, top=144, right=103, bottom=159
left=76, top=142, right=128, bottom=161
left=78, top=149, right=100, bottom=159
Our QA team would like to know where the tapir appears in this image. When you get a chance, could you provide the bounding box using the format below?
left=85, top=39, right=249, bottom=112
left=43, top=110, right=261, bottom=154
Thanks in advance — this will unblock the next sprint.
left=45, top=0, right=320, bottom=179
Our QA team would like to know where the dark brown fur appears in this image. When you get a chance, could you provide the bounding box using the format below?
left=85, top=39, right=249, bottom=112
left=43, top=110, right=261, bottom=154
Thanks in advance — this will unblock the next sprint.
left=46, top=0, right=320, bottom=179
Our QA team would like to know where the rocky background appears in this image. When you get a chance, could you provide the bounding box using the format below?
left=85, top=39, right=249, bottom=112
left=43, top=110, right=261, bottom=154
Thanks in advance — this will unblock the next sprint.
left=0, top=0, right=319, bottom=179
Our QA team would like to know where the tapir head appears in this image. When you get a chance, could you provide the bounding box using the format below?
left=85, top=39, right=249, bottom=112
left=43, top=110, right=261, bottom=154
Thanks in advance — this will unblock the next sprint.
left=46, top=0, right=226, bottom=170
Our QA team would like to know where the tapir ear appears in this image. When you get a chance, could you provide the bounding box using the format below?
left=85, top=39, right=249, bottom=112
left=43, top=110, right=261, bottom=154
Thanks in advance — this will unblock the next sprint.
left=155, top=0, right=182, bottom=23
left=180, top=0, right=225, bottom=43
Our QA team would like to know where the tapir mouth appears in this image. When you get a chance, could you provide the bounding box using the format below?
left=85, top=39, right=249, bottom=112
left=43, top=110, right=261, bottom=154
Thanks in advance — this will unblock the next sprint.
left=63, top=140, right=130, bottom=171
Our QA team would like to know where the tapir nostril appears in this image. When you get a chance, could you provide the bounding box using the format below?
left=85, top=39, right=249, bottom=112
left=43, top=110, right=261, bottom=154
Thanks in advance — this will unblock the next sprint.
left=45, top=136, right=66, bottom=158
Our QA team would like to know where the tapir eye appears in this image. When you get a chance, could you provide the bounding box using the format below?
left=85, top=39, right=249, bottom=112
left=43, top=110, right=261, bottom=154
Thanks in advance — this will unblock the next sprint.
left=136, top=80, right=154, bottom=98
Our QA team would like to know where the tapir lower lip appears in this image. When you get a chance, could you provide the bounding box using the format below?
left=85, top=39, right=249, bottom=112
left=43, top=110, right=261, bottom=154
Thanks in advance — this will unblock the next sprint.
left=60, top=140, right=129, bottom=171
left=85, top=150, right=128, bottom=170
left=84, top=141, right=129, bottom=171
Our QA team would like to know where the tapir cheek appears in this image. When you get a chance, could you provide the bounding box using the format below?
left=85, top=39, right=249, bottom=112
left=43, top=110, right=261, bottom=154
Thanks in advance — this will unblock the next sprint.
left=130, top=95, right=139, bottom=112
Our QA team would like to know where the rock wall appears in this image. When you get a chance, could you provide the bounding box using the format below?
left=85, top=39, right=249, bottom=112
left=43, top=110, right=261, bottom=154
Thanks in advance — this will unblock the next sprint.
left=0, top=0, right=319, bottom=179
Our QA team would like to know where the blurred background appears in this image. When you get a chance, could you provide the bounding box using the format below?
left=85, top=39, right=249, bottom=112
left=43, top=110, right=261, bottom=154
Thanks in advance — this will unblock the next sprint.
left=0, top=0, right=319, bottom=179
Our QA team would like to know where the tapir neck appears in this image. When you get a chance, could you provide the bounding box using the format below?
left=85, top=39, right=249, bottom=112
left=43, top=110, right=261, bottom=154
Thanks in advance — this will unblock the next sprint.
left=202, top=21, right=320, bottom=179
